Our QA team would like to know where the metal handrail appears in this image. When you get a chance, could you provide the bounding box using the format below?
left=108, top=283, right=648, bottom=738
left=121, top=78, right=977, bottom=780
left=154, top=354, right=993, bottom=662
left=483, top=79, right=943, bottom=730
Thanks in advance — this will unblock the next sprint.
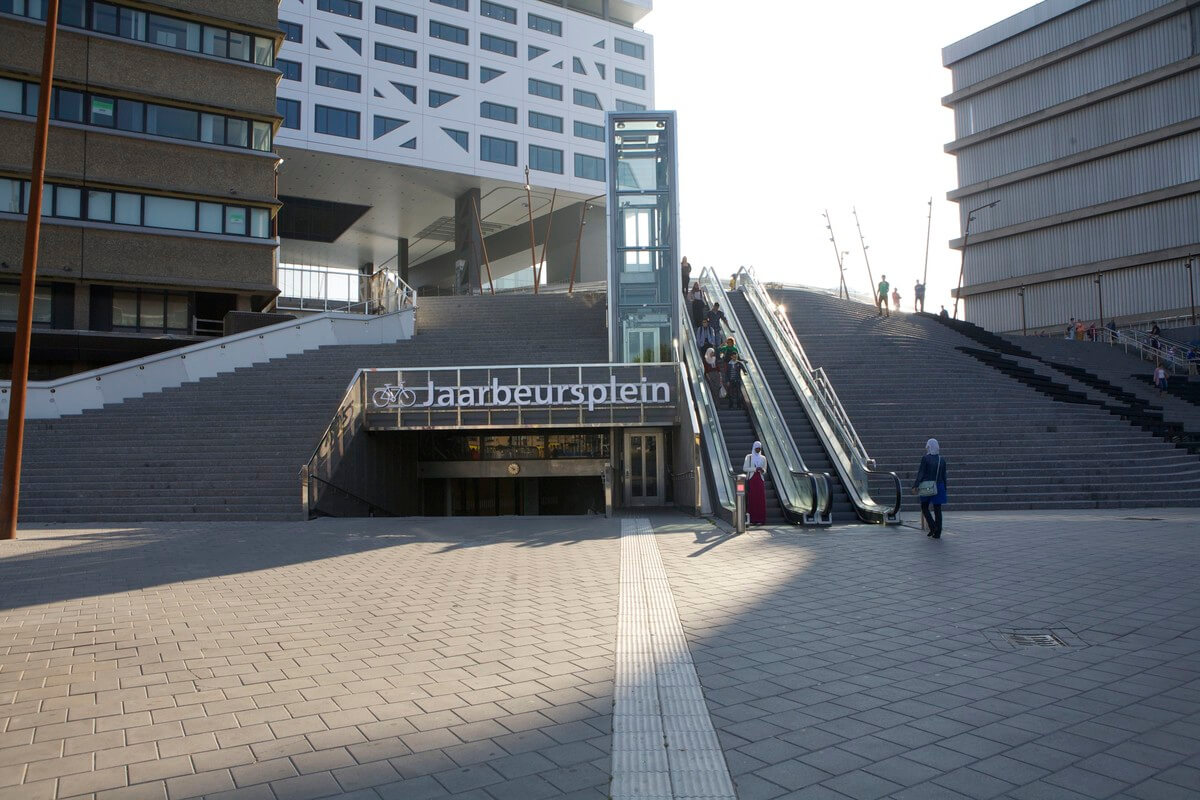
left=301, top=369, right=367, bottom=519
left=739, top=267, right=901, bottom=523
left=308, top=474, right=396, bottom=517
left=277, top=264, right=416, bottom=315
left=1101, top=328, right=1193, bottom=374
left=700, top=267, right=829, bottom=524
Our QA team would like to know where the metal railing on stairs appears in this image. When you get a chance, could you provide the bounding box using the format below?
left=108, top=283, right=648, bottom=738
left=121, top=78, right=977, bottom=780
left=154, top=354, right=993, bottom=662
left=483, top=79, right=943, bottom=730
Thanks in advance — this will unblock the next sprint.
left=697, top=267, right=830, bottom=524
left=737, top=267, right=902, bottom=524
left=277, top=263, right=417, bottom=316
left=1100, top=327, right=1197, bottom=375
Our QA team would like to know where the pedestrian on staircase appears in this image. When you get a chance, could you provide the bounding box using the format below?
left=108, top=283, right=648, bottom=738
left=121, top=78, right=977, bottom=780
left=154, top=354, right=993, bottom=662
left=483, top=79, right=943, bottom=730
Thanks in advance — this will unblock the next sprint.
left=726, top=353, right=747, bottom=410
left=891, top=286, right=901, bottom=312
left=914, top=281, right=925, bottom=312
left=877, top=275, right=891, bottom=317
left=681, top=257, right=691, bottom=294
left=703, top=347, right=723, bottom=398
left=1154, top=363, right=1168, bottom=394
left=697, top=315, right=720, bottom=354
left=939, top=306, right=949, bottom=318
left=743, top=441, right=768, bottom=525
left=689, top=282, right=706, bottom=327
left=913, top=438, right=947, bottom=538
left=708, top=302, right=729, bottom=335
left=1066, top=318, right=1075, bottom=339
left=717, top=336, right=739, bottom=376
left=1150, top=322, right=1161, bottom=351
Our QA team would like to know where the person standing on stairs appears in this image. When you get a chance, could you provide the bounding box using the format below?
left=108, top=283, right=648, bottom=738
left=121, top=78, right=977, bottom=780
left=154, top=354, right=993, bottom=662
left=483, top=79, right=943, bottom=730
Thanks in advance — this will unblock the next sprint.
left=697, top=315, right=720, bottom=355
left=743, top=441, right=768, bottom=526
left=689, top=282, right=707, bottom=327
left=726, top=353, right=747, bottom=410
left=717, top=336, right=739, bottom=378
left=681, top=257, right=692, bottom=294
left=914, top=280, right=925, bottom=312
left=703, top=347, right=723, bottom=399
left=939, top=306, right=949, bottom=318
left=707, top=302, right=729, bottom=337
left=913, top=438, right=947, bottom=538
left=891, top=286, right=901, bottom=313
left=877, top=275, right=890, bottom=317
left=1154, top=362, right=1169, bottom=395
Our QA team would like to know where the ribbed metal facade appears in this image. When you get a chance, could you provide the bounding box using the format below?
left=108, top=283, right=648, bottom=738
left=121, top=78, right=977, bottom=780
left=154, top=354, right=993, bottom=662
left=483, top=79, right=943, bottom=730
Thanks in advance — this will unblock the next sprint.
left=944, top=0, right=1200, bottom=333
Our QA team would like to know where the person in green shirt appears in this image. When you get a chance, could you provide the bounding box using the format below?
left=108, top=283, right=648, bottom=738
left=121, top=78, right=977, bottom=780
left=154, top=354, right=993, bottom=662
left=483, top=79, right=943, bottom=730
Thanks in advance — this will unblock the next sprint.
left=877, top=275, right=890, bottom=317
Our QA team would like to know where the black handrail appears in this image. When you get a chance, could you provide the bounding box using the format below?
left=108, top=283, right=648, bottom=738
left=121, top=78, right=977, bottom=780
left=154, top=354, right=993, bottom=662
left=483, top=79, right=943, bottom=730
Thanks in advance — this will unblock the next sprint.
left=868, top=469, right=903, bottom=520
left=309, top=475, right=397, bottom=518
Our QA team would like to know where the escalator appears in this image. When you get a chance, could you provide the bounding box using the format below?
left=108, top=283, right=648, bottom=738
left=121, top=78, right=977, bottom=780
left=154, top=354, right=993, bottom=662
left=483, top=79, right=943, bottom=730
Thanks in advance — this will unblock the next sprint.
left=712, top=388, right=788, bottom=525
left=727, top=290, right=855, bottom=520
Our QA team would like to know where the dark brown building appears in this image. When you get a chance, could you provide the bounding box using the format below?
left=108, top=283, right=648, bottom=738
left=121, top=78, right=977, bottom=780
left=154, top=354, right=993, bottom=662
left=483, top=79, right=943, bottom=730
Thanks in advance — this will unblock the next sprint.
left=0, top=0, right=282, bottom=377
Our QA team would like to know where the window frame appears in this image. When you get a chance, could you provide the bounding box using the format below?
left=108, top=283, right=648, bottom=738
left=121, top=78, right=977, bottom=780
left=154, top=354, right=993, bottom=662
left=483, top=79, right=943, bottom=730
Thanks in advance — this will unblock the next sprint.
left=480, top=134, right=517, bottom=166
left=375, top=42, right=417, bottom=68
left=529, top=143, right=563, bottom=174
left=314, top=104, right=361, bottom=139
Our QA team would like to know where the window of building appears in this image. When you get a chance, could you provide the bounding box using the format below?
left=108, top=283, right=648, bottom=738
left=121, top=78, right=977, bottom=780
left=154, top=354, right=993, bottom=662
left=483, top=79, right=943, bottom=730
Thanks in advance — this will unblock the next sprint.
left=391, top=81, right=418, bottom=102
left=314, top=104, right=360, bottom=138
left=0, top=282, right=52, bottom=326
left=480, top=1, right=515, bottom=23
left=400, top=137, right=417, bottom=148
left=87, top=190, right=112, bottom=221
left=480, top=66, right=505, bottom=83
left=594, top=62, right=606, bottom=79
left=280, top=20, right=302, bottom=43
left=430, top=54, right=470, bottom=79
left=53, top=88, right=84, bottom=122
left=572, top=57, right=586, bottom=75
left=529, top=144, right=563, bottom=174
left=337, top=33, right=362, bottom=54
left=376, top=42, right=417, bottom=67
left=614, top=38, right=645, bottom=59
left=528, top=12, right=561, bottom=36
left=432, top=0, right=468, bottom=9
left=481, top=101, right=517, bottom=123
left=574, top=152, right=605, bottom=181
left=144, top=195, right=195, bottom=230
left=429, top=90, right=458, bottom=108
left=573, top=120, right=604, bottom=141
left=148, top=14, right=200, bottom=51
left=615, top=68, right=645, bottom=90
left=480, top=33, right=516, bottom=57
left=316, top=66, right=361, bottom=93
left=107, top=289, right=190, bottom=332
left=146, top=104, right=198, bottom=140
left=616, top=99, right=646, bottom=111
left=317, top=0, right=362, bottom=19
left=573, top=89, right=601, bottom=110
left=376, top=6, right=417, bottom=31
left=528, top=110, right=562, bottom=133
left=443, top=127, right=469, bottom=151
left=277, top=59, right=302, bottom=81
left=374, top=115, right=407, bottom=138
left=316, top=37, right=330, bottom=50
left=528, top=44, right=548, bottom=60
left=277, top=97, right=301, bottom=129
left=528, top=78, right=562, bottom=100
left=430, top=19, right=469, bottom=45
left=480, top=135, right=516, bottom=165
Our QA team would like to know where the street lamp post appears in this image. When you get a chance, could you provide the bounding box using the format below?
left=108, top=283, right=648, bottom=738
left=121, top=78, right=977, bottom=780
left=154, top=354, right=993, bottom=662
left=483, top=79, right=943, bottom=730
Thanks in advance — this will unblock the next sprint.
left=1187, top=257, right=1197, bottom=327
left=952, top=199, right=1001, bottom=320
left=1094, top=272, right=1104, bottom=330
left=1018, top=285, right=1027, bottom=336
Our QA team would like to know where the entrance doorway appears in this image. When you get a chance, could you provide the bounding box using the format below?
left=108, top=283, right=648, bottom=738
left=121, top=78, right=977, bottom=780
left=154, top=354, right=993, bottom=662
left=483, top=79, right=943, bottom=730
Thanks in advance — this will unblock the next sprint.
left=624, top=428, right=664, bottom=506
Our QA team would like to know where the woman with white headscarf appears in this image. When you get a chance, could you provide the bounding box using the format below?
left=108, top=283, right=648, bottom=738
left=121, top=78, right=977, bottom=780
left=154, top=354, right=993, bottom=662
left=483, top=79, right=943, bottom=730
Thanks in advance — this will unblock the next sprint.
left=742, top=441, right=768, bottom=525
left=912, top=438, right=947, bottom=538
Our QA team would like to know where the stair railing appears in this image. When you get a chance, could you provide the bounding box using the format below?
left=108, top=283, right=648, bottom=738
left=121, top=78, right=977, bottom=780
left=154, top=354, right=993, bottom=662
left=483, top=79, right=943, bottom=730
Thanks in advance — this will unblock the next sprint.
left=699, top=267, right=829, bottom=524
left=678, top=291, right=737, bottom=520
left=1101, top=327, right=1194, bottom=374
left=300, top=369, right=368, bottom=519
left=738, top=267, right=901, bottom=523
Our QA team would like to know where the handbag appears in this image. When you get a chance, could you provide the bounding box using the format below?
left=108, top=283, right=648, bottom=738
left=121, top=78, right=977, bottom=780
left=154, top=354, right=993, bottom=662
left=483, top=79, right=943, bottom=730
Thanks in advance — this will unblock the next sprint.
left=918, top=456, right=941, bottom=497
left=719, top=385, right=727, bottom=399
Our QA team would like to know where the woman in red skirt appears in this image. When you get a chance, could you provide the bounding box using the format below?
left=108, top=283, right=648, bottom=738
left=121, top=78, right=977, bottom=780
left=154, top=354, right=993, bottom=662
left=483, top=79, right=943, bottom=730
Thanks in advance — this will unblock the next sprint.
left=743, top=441, right=768, bottom=525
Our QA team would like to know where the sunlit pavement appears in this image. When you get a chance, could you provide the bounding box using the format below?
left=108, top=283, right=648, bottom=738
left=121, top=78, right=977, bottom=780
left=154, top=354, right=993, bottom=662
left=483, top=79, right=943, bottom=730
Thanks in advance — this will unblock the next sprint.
left=0, top=510, right=1197, bottom=799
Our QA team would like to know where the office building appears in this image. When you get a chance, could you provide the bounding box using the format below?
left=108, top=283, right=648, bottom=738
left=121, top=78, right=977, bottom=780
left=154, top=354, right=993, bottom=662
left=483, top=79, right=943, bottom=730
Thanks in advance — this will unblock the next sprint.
left=943, top=0, right=1200, bottom=333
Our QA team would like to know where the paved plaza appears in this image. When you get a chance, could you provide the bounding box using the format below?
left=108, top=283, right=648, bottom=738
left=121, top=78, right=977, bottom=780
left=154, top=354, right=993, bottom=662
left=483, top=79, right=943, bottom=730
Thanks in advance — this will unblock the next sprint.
left=0, top=510, right=1197, bottom=799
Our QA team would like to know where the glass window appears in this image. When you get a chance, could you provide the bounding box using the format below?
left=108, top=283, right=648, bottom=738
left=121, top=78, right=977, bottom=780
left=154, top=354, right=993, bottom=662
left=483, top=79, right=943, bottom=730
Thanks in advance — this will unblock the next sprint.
left=254, top=36, right=274, bottom=65
left=614, top=38, right=645, bottom=59
left=139, top=292, right=164, bottom=330
left=92, top=2, right=118, bottom=35
left=616, top=99, right=646, bottom=111
left=112, top=290, right=138, bottom=327
left=376, top=42, right=416, bottom=67
left=443, top=127, right=469, bottom=151
left=224, top=206, right=247, bottom=236
left=528, top=78, right=562, bottom=100
left=480, top=66, right=504, bottom=83
left=572, top=57, right=586, bottom=75
left=0, top=178, right=23, bottom=214
left=203, top=27, right=228, bottom=57
left=89, top=95, right=116, bottom=126
left=337, top=33, right=362, bottom=54
left=252, top=121, right=271, bottom=151
left=198, top=202, right=222, bottom=232
left=116, top=98, right=143, bottom=132
left=429, top=90, right=457, bottom=108
left=0, top=79, right=23, bottom=114
left=316, top=67, right=360, bottom=93
left=144, top=196, right=195, bottom=230
left=480, top=33, right=515, bottom=57
left=145, top=104, right=198, bottom=140
left=528, top=110, right=562, bottom=133
left=54, top=186, right=81, bottom=218
left=432, top=0, right=468, bottom=9
left=226, top=118, right=248, bottom=147
left=250, top=208, right=270, bottom=238
left=574, top=152, right=604, bottom=181
left=59, top=0, right=87, bottom=27
left=0, top=283, right=51, bottom=323
left=374, top=115, right=406, bottom=138
left=527, top=12, right=561, bottom=36
left=227, top=30, right=250, bottom=61
left=278, top=97, right=301, bottom=130
left=54, top=88, right=84, bottom=122
left=430, top=19, right=468, bottom=45
left=148, top=14, right=199, bottom=51
left=429, top=54, right=469, bottom=79
left=114, top=192, right=140, bottom=225
left=199, top=113, right=225, bottom=145
left=314, top=104, right=360, bottom=138
left=279, top=20, right=302, bottom=44
left=278, top=59, right=302, bottom=81
left=166, top=294, right=188, bottom=329
left=529, top=144, right=562, bottom=174
left=573, top=89, right=601, bottom=110
left=574, top=120, right=604, bottom=141
left=594, top=61, right=605, bottom=79
left=480, top=1, right=515, bottom=23
left=480, top=135, right=516, bottom=166
left=87, top=190, right=112, bottom=221
left=316, top=0, right=362, bottom=19
left=480, top=101, right=516, bottom=124
left=391, top=81, right=417, bottom=102
left=376, top=6, right=416, bottom=31
left=119, top=7, right=146, bottom=40
left=615, top=68, right=645, bottom=90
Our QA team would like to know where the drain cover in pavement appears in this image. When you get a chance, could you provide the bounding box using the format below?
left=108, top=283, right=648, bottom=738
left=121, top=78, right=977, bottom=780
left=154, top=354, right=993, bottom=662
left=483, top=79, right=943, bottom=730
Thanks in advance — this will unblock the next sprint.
left=985, top=627, right=1086, bottom=651
left=1124, top=517, right=1164, bottom=521
left=1004, top=631, right=1066, bottom=647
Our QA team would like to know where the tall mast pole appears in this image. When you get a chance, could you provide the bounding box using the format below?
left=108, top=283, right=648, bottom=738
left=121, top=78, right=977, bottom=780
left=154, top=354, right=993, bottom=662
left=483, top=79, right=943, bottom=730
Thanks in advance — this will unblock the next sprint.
left=523, top=166, right=538, bottom=294
left=921, top=196, right=933, bottom=287
left=852, top=207, right=877, bottom=307
left=822, top=210, right=848, bottom=299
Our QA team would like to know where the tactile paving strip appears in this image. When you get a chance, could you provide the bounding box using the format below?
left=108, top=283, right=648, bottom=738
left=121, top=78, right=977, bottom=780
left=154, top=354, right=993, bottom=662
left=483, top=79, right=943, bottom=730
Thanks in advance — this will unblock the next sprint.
left=612, top=518, right=737, bottom=800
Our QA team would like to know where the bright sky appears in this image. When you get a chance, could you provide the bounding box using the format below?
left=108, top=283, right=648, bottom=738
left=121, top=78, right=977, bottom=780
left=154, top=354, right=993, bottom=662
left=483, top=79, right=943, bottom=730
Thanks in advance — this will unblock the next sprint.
left=642, top=0, right=1035, bottom=313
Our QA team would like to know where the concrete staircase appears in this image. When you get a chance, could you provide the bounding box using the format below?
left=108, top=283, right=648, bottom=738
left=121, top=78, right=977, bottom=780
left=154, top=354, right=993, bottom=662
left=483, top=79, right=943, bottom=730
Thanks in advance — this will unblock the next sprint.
left=726, top=291, right=855, bottom=521
left=769, top=289, right=1200, bottom=510
left=712, top=397, right=787, bottom=526
left=4, top=294, right=608, bottom=522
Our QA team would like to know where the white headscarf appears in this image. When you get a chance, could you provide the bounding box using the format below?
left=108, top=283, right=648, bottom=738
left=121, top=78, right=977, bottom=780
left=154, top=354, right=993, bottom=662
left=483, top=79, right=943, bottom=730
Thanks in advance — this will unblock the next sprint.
left=749, top=441, right=766, bottom=470
left=705, top=348, right=717, bottom=367
left=926, top=438, right=940, bottom=455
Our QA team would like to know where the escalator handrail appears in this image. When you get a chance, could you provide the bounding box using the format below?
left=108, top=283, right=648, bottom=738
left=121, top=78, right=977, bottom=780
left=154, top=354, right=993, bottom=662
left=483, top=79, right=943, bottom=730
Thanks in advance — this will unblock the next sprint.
left=699, top=267, right=829, bottom=523
left=678, top=292, right=737, bottom=515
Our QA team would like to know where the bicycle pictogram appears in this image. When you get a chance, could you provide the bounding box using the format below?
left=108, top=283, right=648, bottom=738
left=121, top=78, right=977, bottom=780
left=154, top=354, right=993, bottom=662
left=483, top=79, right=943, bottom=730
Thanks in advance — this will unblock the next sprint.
left=371, top=379, right=418, bottom=408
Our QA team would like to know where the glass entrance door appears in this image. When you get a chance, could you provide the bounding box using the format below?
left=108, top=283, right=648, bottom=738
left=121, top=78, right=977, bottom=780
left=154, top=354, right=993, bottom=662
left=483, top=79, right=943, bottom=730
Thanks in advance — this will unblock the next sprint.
left=624, top=326, right=661, bottom=363
left=624, top=429, right=664, bottom=506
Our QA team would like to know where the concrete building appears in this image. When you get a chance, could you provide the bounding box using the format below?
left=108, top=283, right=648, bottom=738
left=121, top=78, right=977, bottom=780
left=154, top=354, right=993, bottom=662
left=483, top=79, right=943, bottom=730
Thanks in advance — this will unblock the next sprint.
left=943, top=0, right=1200, bottom=334
left=0, top=0, right=284, bottom=377
left=273, top=0, right=654, bottom=298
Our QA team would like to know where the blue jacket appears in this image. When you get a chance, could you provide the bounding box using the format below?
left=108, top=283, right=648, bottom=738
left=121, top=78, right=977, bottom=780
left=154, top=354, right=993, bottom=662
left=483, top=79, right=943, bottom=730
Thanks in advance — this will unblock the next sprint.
left=913, top=454, right=947, bottom=489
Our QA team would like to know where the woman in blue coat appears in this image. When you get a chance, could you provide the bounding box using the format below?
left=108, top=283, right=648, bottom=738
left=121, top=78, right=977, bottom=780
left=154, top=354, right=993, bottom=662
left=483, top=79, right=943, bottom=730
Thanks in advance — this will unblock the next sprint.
left=912, top=438, right=947, bottom=538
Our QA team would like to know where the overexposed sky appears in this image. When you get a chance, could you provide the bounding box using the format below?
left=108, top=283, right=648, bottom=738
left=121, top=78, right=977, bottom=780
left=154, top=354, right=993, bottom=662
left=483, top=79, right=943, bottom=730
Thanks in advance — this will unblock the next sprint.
left=642, top=0, right=1035, bottom=312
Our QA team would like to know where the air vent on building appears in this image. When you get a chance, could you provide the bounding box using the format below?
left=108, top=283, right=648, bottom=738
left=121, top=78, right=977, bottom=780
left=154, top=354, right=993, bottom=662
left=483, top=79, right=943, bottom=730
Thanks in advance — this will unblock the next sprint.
left=416, top=217, right=505, bottom=242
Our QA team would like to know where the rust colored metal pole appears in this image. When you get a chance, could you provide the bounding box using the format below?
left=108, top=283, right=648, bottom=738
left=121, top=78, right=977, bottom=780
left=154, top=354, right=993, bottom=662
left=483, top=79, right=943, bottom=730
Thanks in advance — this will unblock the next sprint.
left=470, top=196, right=494, bottom=295
left=569, top=204, right=587, bottom=294
left=535, top=188, right=556, bottom=287
left=1, top=0, right=60, bottom=541
left=851, top=207, right=876, bottom=309
left=523, top=167, right=538, bottom=294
